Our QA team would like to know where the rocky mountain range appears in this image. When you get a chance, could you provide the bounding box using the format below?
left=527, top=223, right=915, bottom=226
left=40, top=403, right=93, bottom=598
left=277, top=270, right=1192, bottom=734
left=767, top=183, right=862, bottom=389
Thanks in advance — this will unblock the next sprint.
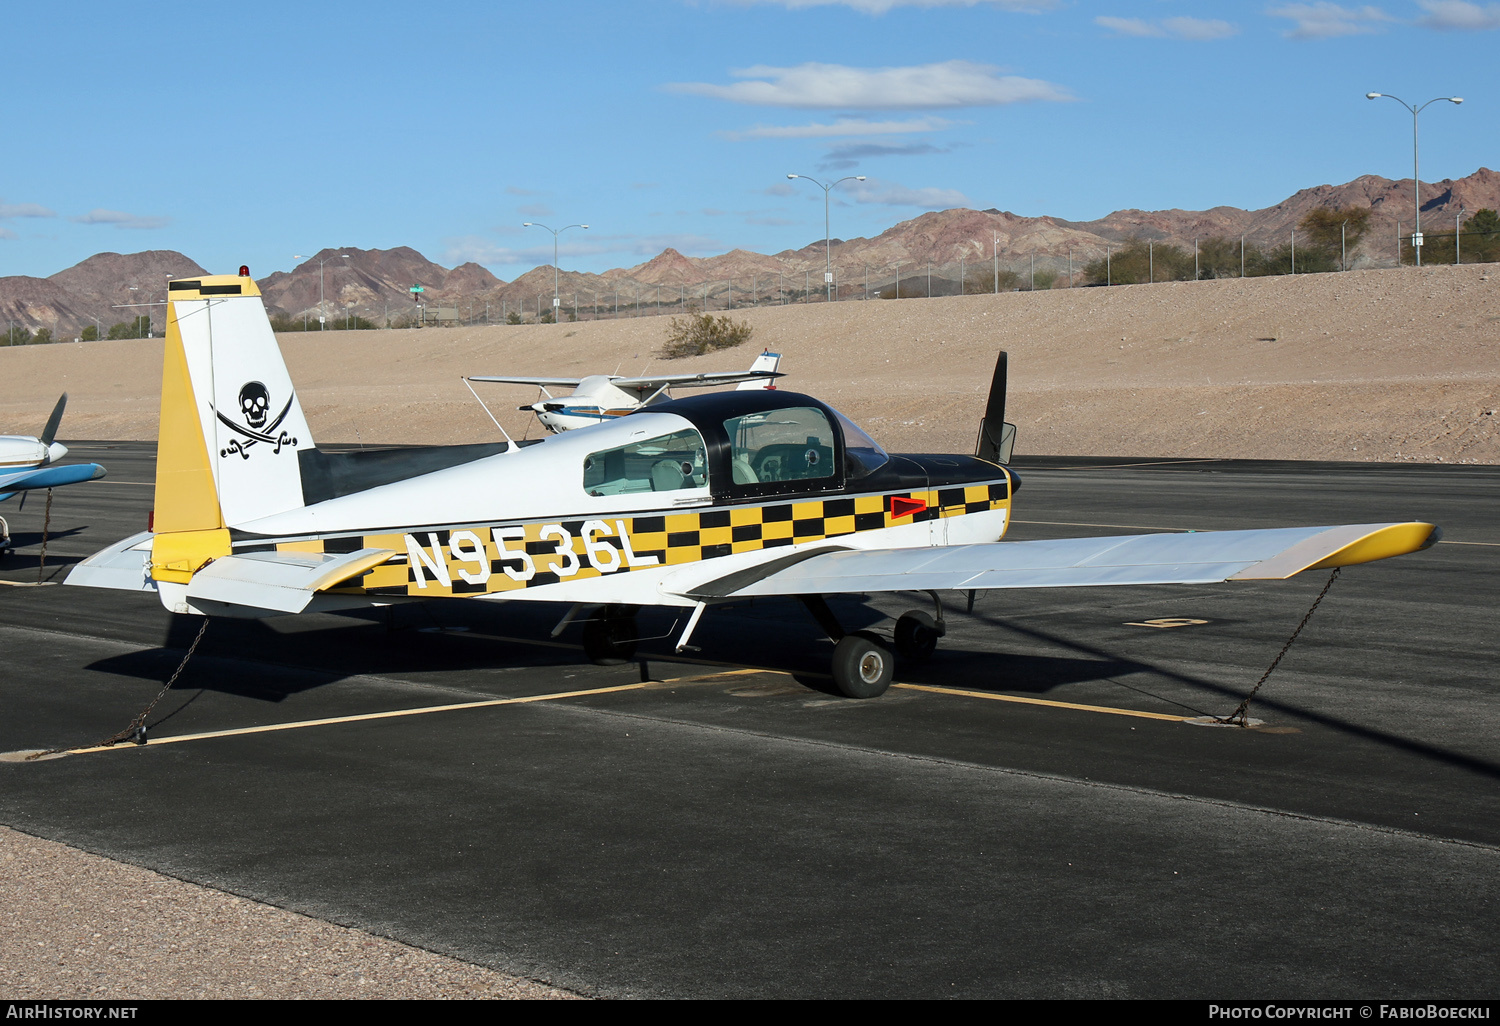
left=2, top=168, right=1495, bottom=335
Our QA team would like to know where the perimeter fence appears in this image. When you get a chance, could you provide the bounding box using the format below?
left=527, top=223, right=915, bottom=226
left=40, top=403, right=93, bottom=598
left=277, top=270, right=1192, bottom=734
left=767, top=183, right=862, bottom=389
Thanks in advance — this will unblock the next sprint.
left=4, top=225, right=1497, bottom=344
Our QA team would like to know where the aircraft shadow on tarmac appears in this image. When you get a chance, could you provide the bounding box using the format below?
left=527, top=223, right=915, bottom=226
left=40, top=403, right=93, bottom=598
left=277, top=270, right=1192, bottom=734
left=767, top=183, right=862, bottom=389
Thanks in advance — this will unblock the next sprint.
left=82, top=595, right=1148, bottom=709
left=966, top=608, right=1500, bottom=784
left=73, top=593, right=1500, bottom=784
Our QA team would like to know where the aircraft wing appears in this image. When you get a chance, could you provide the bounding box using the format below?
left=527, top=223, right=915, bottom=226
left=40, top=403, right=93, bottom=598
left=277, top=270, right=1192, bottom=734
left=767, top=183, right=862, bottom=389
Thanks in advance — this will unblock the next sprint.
left=610, top=370, right=783, bottom=391
left=467, top=375, right=585, bottom=388
left=0, top=462, right=106, bottom=496
left=678, top=522, right=1439, bottom=599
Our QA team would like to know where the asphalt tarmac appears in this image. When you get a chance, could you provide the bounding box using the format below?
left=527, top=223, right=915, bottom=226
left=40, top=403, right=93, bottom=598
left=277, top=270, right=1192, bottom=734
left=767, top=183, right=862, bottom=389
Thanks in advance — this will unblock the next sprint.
left=2, top=443, right=1496, bottom=999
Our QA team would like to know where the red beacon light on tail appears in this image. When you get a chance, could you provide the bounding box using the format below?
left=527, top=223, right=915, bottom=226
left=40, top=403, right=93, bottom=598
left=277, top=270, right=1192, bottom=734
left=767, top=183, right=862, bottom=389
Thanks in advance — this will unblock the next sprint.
left=239, top=265, right=250, bottom=277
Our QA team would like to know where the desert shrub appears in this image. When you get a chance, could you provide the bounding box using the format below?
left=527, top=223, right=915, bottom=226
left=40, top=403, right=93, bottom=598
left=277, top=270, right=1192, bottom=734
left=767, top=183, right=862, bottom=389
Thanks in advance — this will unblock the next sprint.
left=1197, top=236, right=1254, bottom=278
left=506, top=311, right=523, bottom=325
left=661, top=313, right=754, bottom=359
left=1298, top=205, right=1371, bottom=252
left=1419, top=208, right=1500, bottom=264
left=1027, top=269, right=1059, bottom=291
left=5, top=324, right=33, bottom=345
left=1083, top=238, right=1194, bottom=285
left=30, top=328, right=53, bottom=345
left=79, top=325, right=99, bottom=341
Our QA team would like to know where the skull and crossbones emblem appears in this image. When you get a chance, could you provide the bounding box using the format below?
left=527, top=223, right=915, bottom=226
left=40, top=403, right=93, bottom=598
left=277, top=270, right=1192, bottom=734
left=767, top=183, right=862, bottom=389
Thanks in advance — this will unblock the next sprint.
left=217, top=380, right=298, bottom=459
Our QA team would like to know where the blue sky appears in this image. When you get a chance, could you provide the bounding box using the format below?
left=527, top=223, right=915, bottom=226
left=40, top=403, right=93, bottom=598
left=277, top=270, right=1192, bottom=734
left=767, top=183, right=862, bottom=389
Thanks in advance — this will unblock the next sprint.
left=3, top=0, right=1496, bottom=282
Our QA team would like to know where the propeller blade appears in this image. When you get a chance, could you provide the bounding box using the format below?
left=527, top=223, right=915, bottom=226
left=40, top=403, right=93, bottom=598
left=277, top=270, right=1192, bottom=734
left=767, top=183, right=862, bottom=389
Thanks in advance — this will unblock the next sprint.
left=40, top=393, right=67, bottom=446
left=975, top=352, right=1007, bottom=463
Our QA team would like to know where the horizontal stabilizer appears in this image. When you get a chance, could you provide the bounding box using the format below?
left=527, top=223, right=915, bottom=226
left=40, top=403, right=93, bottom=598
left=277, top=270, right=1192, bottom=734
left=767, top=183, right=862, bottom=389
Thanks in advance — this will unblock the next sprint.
left=65, top=531, right=156, bottom=593
left=690, top=522, right=1438, bottom=598
left=185, top=548, right=394, bottom=614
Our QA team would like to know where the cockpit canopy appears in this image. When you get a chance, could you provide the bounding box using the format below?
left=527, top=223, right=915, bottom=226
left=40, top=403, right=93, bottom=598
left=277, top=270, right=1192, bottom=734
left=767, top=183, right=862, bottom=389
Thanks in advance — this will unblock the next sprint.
left=580, top=390, right=887, bottom=501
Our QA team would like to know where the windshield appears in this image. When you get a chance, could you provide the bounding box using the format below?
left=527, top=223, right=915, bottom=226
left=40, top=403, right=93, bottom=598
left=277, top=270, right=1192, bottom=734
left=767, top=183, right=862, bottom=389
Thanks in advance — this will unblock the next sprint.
left=832, top=408, right=889, bottom=479
left=723, top=406, right=836, bottom=485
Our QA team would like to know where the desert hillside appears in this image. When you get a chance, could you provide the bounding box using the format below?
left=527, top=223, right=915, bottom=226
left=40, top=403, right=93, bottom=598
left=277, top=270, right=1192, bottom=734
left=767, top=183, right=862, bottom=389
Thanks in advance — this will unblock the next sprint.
left=1, top=263, right=1496, bottom=464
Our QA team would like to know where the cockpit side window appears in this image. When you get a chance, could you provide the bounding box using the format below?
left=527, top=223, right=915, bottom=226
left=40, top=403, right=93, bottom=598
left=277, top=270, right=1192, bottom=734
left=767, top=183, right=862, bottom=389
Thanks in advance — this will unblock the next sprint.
left=583, top=429, right=708, bottom=495
left=722, top=407, right=837, bottom=486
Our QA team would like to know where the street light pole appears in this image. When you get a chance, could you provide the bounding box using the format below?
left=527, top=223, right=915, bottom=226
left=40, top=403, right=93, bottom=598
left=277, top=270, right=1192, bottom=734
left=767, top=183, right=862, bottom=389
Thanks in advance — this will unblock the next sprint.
left=523, top=222, right=589, bottom=322
left=293, top=253, right=349, bottom=329
left=1366, top=92, right=1463, bottom=267
left=786, top=173, right=865, bottom=302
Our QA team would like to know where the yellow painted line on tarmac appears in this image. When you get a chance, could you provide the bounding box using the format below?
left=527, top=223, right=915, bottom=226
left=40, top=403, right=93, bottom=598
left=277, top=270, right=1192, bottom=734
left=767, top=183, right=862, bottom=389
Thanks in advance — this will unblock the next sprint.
left=47, top=668, right=764, bottom=757
left=892, top=682, right=1189, bottom=722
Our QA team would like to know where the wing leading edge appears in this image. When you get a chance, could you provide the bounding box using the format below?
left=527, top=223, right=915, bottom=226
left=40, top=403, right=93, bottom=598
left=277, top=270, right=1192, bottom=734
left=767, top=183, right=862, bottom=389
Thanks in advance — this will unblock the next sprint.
left=684, top=522, right=1439, bottom=599
left=0, top=462, right=107, bottom=495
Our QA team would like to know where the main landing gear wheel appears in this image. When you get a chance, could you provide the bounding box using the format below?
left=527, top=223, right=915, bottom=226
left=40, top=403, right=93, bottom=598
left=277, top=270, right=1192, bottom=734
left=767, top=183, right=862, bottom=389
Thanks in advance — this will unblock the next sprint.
left=832, top=631, right=894, bottom=699
left=582, top=604, right=638, bottom=665
left=894, top=610, right=940, bottom=661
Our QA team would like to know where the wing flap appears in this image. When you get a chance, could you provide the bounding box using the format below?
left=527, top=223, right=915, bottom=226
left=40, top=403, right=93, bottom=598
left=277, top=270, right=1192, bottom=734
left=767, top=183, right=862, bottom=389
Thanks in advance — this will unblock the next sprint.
left=184, top=547, right=394, bottom=613
left=705, top=523, right=1437, bottom=598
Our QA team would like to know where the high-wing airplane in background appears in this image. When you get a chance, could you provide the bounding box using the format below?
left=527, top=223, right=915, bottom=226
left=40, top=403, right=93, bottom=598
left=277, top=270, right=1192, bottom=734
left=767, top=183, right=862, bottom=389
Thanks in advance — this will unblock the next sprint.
left=0, top=394, right=107, bottom=555
left=468, top=351, right=783, bottom=433
left=69, top=271, right=1439, bottom=698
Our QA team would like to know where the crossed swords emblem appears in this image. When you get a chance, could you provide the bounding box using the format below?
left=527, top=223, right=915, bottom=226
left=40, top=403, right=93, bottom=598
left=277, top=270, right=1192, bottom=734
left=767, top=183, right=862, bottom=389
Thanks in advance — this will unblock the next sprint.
left=216, top=381, right=299, bottom=460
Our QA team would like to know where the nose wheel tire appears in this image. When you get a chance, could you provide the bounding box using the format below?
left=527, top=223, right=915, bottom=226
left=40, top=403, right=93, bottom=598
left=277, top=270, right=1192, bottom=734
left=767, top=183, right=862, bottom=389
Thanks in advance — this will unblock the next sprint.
left=894, top=610, right=940, bottom=661
left=832, top=631, right=894, bottom=699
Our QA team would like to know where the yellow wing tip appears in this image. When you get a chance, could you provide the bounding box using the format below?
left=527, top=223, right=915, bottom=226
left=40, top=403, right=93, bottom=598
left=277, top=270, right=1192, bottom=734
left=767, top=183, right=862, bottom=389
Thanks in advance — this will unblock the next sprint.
left=1309, top=522, right=1441, bottom=570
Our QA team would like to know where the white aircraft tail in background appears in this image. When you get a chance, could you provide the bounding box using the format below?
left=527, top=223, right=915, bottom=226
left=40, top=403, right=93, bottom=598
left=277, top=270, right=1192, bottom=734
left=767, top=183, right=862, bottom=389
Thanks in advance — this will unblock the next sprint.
left=469, top=351, right=785, bottom=432
left=735, top=351, right=781, bottom=390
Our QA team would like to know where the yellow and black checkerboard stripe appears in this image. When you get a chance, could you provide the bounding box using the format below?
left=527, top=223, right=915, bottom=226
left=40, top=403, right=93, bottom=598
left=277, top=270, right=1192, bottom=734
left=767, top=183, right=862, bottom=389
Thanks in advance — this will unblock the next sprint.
left=261, top=482, right=1009, bottom=598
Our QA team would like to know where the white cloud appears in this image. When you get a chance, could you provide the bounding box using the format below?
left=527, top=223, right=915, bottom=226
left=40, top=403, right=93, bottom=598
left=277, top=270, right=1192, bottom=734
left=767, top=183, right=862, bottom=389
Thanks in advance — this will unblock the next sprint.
left=0, top=227, right=16, bottom=240
left=1267, top=3, right=1393, bottom=38
left=443, top=231, right=729, bottom=268
left=850, top=178, right=969, bottom=208
left=0, top=201, right=56, bottom=219
left=718, top=1, right=1058, bottom=12
left=517, top=203, right=555, bottom=218
left=1417, top=0, right=1500, bottom=29
left=1096, top=15, right=1238, bottom=39
left=628, top=234, right=726, bottom=256
left=71, top=209, right=170, bottom=230
left=722, top=116, right=957, bottom=140
left=444, top=236, right=610, bottom=267
left=668, top=60, right=1071, bottom=109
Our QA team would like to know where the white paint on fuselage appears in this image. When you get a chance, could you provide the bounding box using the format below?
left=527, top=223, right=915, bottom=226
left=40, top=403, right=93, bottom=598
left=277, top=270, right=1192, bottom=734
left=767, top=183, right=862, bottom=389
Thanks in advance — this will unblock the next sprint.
left=0, top=437, right=52, bottom=467
left=240, top=411, right=709, bottom=536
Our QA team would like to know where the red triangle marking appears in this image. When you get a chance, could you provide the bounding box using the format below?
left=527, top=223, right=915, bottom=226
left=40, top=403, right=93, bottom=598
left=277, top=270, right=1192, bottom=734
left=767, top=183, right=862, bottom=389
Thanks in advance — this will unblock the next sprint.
left=890, top=496, right=927, bottom=519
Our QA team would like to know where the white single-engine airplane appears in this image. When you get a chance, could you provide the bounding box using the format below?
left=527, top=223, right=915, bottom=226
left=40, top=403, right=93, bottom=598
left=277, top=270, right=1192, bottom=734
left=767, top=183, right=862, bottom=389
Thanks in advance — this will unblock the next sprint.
left=1, top=394, right=107, bottom=555
left=468, top=351, right=783, bottom=433
left=69, top=270, right=1439, bottom=697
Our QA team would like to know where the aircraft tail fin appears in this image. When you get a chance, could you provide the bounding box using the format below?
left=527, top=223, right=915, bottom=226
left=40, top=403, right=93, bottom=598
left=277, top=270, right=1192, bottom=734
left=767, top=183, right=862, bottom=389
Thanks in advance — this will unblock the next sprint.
left=736, top=351, right=782, bottom=390
left=150, top=270, right=314, bottom=585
